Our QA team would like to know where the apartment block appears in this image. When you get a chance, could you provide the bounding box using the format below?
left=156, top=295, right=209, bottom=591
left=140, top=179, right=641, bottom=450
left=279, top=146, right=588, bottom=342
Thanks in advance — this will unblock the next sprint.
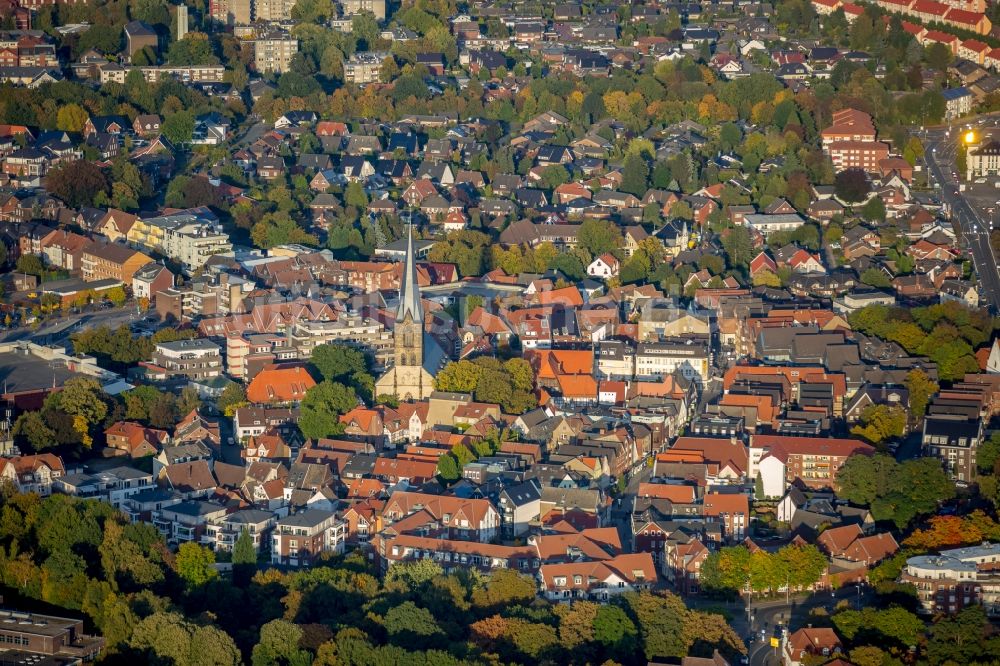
left=209, top=0, right=251, bottom=24
left=128, top=212, right=232, bottom=273
left=255, top=0, right=297, bottom=22
left=80, top=243, right=152, bottom=284
left=341, top=0, right=386, bottom=20
left=922, top=413, right=983, bottom=482
left=271, top=509, right=347, bottom=566
left=288, top=317, right=393, bottom=369
left=202, top=509, right=276, bottom=553
left=634, top=340, right=711, bottom=386
left=901, top=543, right=1000, bottom=615
left=253, top=31, right=298, bottom=74
left=344, top=51, right=389, bottom=84
left=150, top=339, right=223, bottom=381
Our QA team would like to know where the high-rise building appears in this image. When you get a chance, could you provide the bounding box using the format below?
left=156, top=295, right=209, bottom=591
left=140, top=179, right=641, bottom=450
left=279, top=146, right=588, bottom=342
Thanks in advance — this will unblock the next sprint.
left=209, top=0, right=251, bottom=25
left=177, top=5, right=189, bottom=40
left=252, top=31, right=299, bottom=73
left=255, top=0, right=297, bottom=22
left=340, top=0, right=386, bottom=20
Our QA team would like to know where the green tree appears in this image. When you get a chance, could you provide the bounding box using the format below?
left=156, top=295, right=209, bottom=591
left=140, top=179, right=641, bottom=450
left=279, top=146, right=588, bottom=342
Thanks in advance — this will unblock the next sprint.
left=620, top=154, right=650, bottom=197
left=344, top=181, right=367, bottom=208
left=56, top=104, right=89, bottom=133
left=129, top=612, right=240, bottom=666
left=926, top=606, right=994, bottom=665
left=578, top=219, right=624, bottom=259
left=832, top=606, right=925, bottom=647
left=299, top=381, right=356, bottom=440
left=58, top=377, right=108, bottom=427
left=161, top=110, right=196, bottom=144
left=623, top=592, right=688, bottom=660
left=436, top=452, right=461, bottom=484
left=978, top=432, right=1000, bottom=473
left=217, top=383, right=247, bottom=417
left=850, top=404, right=907, bottom=446
left=836, top=453, right=898, bottom=507
left=232, top=528, right=256, bottom=568
left=310, top=343, right=370, bottom=384
left=861, top=196, right=886, bottom=223
left=251, top=212, right=317, bottom=250
left=383, top=601, right=442, bottom=644
left=471, top=568, right=537, bottom=610
left=539, top=164, right=570, bottom=190
left=925, top=42, right=952, bottom=71
left=860, top=268, right=892, bottom=288
left=174, top=542, right=218, bottom=588
left=252, top=619, right=310, bottom=666
left=720, top=122, right=742, bottom=151
left=721, top=226, right=752, bottom=269
left=700, top=546, right=751, bottom=595
left=834, top=168, right=870, bottom=202
left=548, top=252, right=586, bottom=281
left=105, top=286, right=127, bottom=307
left=593, top=604, right=638, bottom=656
left=905, top=369, right=938, bottom=423
left=166, top=33, right=219, bottom=66
left=12, top=411, right=56, bottom=451
left=292, top=0, right=334, bottom=21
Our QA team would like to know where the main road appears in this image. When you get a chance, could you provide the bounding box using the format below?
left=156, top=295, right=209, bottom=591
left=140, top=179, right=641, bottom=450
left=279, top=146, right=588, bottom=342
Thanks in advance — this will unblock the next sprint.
left=921, top=124, right=1000, bottom=312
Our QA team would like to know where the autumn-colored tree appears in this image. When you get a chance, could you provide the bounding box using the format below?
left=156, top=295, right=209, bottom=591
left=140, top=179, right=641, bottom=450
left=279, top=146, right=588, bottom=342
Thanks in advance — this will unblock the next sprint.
left=469, top=614, right=510, bottom=649
left=56, top=104, right=88, bottom=133
left=904, top=511, right=1000, bottom=551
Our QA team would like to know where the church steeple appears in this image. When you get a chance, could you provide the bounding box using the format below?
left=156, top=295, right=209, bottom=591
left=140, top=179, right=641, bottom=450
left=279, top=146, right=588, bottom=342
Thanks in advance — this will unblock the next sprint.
left=376, top=223, right=434, bottom=400
left=393, top=222, right=424, bottom=370
left=397, top=223, right=423, bottom=323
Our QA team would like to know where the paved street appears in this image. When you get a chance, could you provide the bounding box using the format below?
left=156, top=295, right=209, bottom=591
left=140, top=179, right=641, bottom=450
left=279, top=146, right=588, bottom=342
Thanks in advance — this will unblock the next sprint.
left=0, top=307, right=145, bottom=347
left=921, top=120, right=1000, bottom=312
left=686, top=585, right=870, bottom=666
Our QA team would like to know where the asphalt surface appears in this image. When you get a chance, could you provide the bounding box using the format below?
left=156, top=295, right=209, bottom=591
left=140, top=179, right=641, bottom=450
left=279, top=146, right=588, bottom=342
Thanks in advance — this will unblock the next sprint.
left=0, top=306, right=146, bottom=347
left=921, top=122, right=1000, bottom=312
left=687, top=585, right=870, bottom=666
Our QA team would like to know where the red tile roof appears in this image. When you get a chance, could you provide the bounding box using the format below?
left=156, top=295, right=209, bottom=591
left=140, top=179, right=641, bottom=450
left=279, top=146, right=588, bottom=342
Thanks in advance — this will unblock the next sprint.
left=247, top=364, right=317, bottom=403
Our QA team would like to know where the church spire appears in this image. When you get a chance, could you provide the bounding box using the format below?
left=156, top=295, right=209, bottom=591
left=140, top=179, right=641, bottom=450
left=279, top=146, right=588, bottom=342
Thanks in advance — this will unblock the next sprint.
left=397, top=222, right=423, bottom=323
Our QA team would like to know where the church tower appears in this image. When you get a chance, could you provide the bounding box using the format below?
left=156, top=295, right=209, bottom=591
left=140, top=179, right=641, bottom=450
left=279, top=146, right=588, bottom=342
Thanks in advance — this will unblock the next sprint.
left=394, top=223, right=423, bottom=369
left=375, top=223, right=435, bottom=402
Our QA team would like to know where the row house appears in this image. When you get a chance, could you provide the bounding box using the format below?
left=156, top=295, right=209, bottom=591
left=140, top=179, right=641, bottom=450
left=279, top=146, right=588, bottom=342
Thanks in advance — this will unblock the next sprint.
left=375, top=533, right=536, bottom=572
left=381, top=490, right=501, bottom=542
left=538, top=553, right=658, bottom=602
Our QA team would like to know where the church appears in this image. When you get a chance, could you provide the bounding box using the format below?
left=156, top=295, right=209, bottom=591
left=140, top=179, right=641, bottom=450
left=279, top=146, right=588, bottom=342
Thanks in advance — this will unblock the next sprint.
left=375, top=225, right=437, bottom=400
